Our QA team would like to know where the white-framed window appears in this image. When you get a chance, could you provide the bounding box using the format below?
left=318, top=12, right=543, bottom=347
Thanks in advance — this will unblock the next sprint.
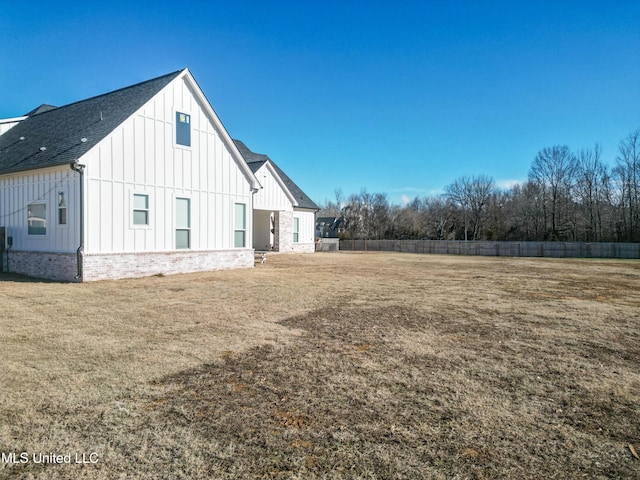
left=293, top=217, right=300, bottom=243
left=234, top=203, right=246, bottom=248
left=176, top=111, right=191, bottom=147
left=57, top=190, right=67, bottom=226
left=28, top=202, right=47, bottom=235
left=176, top=197, right=191, bottom=249
left=132, top=193, right=150, bottom=226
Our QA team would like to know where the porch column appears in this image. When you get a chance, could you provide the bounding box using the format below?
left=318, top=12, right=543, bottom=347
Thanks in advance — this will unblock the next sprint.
left=273, top=210, right=293, bottom=252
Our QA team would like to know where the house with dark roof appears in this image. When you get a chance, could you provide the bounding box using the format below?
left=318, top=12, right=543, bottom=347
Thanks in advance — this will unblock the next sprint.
left=0, top=69, right=317, bottom=281
left=234, top=140, right=318, bottom=253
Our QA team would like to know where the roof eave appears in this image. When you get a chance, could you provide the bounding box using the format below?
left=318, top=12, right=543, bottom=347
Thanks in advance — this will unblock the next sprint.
left=0, top=116, right=27, bottom=125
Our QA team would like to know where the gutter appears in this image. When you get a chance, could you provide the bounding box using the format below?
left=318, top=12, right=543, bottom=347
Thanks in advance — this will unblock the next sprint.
left=70, top=160, right=86, bottom=281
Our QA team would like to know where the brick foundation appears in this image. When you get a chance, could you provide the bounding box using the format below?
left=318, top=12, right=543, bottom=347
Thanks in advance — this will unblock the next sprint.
left=82, top=249, right=254, bottom=281
left=4, top=250, right=79, bottom=282
left=291, top=243, right=315, bottom=253
left=3, top=249, right=253, bottom=282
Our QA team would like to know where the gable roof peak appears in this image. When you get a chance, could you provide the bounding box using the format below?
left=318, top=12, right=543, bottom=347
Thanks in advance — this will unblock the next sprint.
left=0, top=69, right=183, bottom=175
left=24, top=104, right=57, bottom=116
left=233, top=139, right=318, bottom=211
left=57, top=69, right=185, bottom=113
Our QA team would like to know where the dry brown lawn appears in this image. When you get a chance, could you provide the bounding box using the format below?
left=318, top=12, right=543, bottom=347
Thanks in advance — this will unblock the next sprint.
left=0, top=251, right=639, bottom=479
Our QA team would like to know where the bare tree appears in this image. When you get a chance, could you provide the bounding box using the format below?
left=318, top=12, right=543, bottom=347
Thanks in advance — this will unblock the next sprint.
left=334, top=188, right=345, bottom=211
left=341, top=189, right=391, bottom=240
left=528, top=146, right=577, bottom=240
left=613, top=129, right=640, bottom=241
left=484, top=190, right=512, bottom=240
left=446, top=175, right=495, bottom=240
left=326, top=129, right=640, bottom=243
left=575, top=144, right=610, bottom=241
left=467, top=175, right=496, bottom=240
left=424, top=196, right=454, bottom=240
left=445, top=177, right=471, bottom=240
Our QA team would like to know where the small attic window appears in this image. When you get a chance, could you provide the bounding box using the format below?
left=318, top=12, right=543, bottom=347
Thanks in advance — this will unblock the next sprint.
left=176, top=112, right=191, bottom=147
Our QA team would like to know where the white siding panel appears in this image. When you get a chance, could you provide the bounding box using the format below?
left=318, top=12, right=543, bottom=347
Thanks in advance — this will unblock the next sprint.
left=154, top=121, right=165, bottom=186
left=145, top=117, right=156, bottom=185
left=215, top=192, right=223, bottom=247
left=98, top=137, right=109, bottom=181
left=111, top=133, right=123, bottom=182
left=122, top=121, right=134, bottom=183
left=215, top=139, right=223, bottom=192
left=174, top=150, right=183, bottom=190
left=79, top=75, right=254, bottom=254
left=295, top=209, right=316, bottom=244
left=253, top=164, right=294, bottom=211
left=221, top=194, right=230, bottom=249
left=134, top=116, right=145, bottom=184
left=183, top=152, right=192, bottom=191
left=206, top=134, right=215, bottom=191
left=220, top=144, right=227, bottom=194
left=207, top=192, right=216, bottom=244
left=112, top=182, right=125, bottom=252
left=0, top=167, right=79, bottom=253
left=102, top=181, right=115, bottom=252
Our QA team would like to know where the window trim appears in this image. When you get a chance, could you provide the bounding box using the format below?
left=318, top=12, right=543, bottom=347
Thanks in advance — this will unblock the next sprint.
left=175, top=110, right=192, bottom=148
left=57, top=189, right=68, bottom=227
left=293, top=217, right=300, bottom=243
left=234, top=203, right=246, bottom=248
left=131, top=192, right=151, bottom=228
left=175, top=196, right=191, bottom=249
left=27, top=201, right=48, bottom=236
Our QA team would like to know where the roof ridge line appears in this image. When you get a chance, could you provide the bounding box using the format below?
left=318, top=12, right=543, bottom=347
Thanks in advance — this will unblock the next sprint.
left=33, top=69, right=185, bottom=115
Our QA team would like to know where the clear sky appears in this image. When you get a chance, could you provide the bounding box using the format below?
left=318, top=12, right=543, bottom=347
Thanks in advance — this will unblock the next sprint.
left=1, top=0, right=638, bottom=206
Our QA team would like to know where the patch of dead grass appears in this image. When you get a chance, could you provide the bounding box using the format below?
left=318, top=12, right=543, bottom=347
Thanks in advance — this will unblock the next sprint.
left=0, top=252, right=639, bottom=479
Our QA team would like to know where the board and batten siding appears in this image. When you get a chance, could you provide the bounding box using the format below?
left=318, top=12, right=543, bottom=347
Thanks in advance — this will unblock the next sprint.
left=294, top=209, right=316, bottom=244
left=83, top=75, right=254, bottom=254
left=252, top=163, right=294, bottom=212
left=0, top=165, right=79, bottom=253
left=292, top=209, right=316, bottom=252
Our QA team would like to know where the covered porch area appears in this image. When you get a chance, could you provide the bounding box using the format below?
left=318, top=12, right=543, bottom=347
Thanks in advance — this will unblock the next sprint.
left=252, top=208, right=293, bottom=252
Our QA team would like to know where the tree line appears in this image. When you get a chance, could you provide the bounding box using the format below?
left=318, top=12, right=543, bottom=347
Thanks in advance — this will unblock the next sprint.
left=319, top=128, right=640, bottom=242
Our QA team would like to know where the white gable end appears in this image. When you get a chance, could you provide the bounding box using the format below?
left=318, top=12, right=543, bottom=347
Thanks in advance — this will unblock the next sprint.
left=82, top=70, right=256, bottom=254
left=252, top=162, right=296, bottom=212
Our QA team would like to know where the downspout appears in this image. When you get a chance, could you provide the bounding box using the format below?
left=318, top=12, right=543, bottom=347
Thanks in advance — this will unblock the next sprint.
left=70, top=161, right=86, bottom=280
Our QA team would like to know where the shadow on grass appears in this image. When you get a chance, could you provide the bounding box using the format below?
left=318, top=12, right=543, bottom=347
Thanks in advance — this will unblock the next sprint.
left=145, top=305, right=640, bottom=479
left=0, top=272, right=66, bottom=283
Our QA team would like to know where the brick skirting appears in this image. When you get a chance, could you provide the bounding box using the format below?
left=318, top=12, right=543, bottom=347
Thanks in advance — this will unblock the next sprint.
left=4, top=250, right=78, bottom=282
left=4, top=249, right=254, bottom=282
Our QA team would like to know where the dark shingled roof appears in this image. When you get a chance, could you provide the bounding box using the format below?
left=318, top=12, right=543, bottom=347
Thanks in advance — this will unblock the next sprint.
left=0, top=70, right=183, bottom=175
left=0, top=71, right=318, bottom=211
left=24, top=104, right=58, bottom=116
left=233, top=139, right=318, bottom=210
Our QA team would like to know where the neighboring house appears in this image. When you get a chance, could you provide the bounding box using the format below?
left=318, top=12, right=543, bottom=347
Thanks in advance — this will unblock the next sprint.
left=316, top=216, right=345, bottom=238
left=0, top=68, right=317, bottom=281
left=314, top=215, right=344, bottom=252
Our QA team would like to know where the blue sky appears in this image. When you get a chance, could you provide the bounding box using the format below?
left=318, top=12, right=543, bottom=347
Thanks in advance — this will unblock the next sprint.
left=1, top=1, right=638, bottom=206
